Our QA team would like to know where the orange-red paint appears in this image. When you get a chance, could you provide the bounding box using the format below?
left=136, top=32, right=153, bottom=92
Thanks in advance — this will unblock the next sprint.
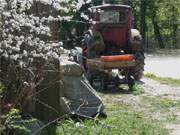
left=101, top=55, right=134, bottom=62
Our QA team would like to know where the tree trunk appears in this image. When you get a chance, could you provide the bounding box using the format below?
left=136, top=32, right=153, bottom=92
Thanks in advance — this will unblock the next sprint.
left=172, top=6, right=178, bottom=48
left=152, top=18, right=165, bottom=48
left=172, top=23, right=178, bottom=48
left=140, top=0, right=146, bottom=45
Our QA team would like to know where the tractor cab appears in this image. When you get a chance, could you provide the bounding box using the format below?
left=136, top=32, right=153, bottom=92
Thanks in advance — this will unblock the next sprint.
left=89, top=4, right=132, bottom=48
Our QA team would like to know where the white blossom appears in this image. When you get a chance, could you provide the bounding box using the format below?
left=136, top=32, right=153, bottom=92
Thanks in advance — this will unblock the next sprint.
left=86, top=0, right=92, bottom=4
left=0, top=0, right=81, bottom=68
left=38, top=0, right=52, bottom=5
left=76, top=0, right=85, bottom=10
left=81, top=13, right=89, bottom=20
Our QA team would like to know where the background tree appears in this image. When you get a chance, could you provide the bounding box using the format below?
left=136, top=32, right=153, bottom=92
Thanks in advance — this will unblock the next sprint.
left=140, top=0, right=146, bottom=45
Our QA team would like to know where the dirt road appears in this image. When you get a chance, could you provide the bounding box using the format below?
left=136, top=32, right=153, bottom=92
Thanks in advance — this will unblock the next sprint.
left=101, top=77, right=180, bottom=135
left=145, top=54, right=180, bottom=79
left=142, top=77, right=180, bottom=135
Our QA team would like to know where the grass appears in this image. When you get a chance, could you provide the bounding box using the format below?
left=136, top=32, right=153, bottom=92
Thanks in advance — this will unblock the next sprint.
left=166, top=113, right=180, bottom=124
left=131, top=84, right=144, bottom=95
left=142, top=96, right=180, bottom=123
left=0, top=81, right=169, bottom=135
left=47, top=103, right=168, bottom=135
left=143, top=96, right=180, bottom=112
left=145, top=73, right=180, bottom=87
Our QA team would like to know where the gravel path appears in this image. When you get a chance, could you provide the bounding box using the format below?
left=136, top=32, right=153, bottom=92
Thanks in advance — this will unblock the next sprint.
left=141, top=77, right=180, bottom=100
left=141, top=77, right=180, bottom=135
left=102, top=77, right=180, bottom=135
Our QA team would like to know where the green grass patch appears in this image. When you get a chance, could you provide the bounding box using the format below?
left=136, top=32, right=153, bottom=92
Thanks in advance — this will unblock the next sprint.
left=145, top=73, right=180, bottom=87
left=166, top=113, right=180, bottom=124
left=131, top=84, right=144, bottom=95
left=142, top=96, right=180, bottom=123
left=143, top=96, right=180, bottom=112
left=47, top=103, right=168, bottom=135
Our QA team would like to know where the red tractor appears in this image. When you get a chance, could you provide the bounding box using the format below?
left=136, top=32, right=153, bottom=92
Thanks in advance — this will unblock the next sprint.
left=81, top=4, right=145, bottom=90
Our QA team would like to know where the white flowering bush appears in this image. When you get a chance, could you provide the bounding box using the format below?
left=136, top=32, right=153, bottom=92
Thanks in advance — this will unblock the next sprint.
left=0, top=0, right=74, bottom=65
left=0, top=0, right=92, bottom=114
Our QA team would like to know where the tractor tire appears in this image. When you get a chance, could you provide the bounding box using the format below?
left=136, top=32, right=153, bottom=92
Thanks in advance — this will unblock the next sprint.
left=129, top=29, right=145, bottom=81
left=86, top=70, right=106, bottom=91
left=131, top=52, right=145, bottom=81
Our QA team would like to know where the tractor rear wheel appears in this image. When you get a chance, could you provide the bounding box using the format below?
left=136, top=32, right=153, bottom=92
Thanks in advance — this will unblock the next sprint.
left=131, top=52, right=145, bottom=81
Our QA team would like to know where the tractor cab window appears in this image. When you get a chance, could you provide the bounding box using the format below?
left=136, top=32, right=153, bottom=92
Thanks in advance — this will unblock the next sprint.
left=99, top=10, right=127, bottom=24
